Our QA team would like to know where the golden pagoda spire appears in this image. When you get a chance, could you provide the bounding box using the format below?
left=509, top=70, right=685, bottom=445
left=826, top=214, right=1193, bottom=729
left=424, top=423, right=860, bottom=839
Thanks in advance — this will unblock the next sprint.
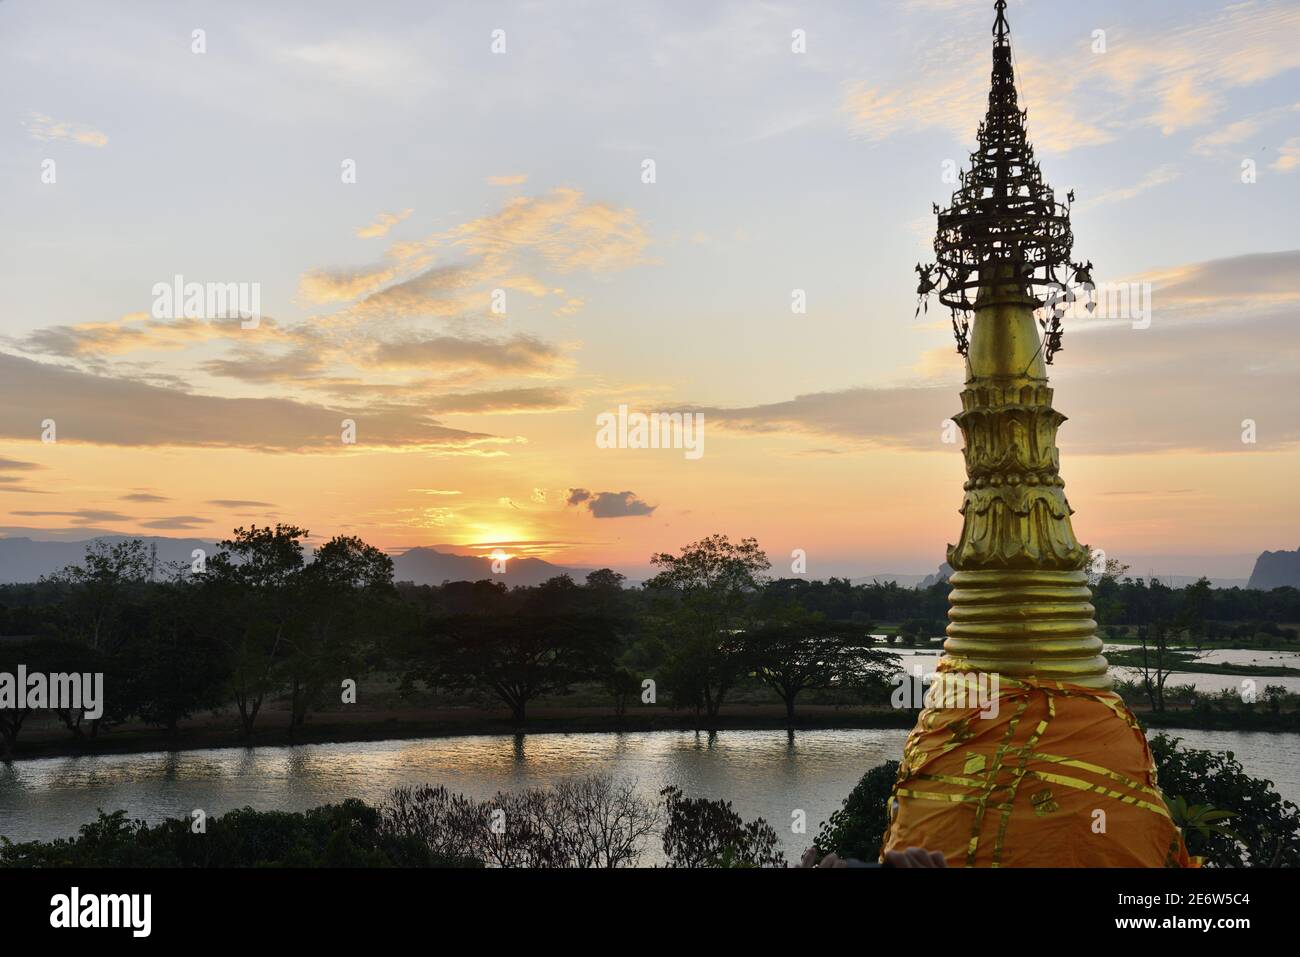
left=882, top=5, right=1191, bottom=867
left=917, top=0, right=1108, bottom=688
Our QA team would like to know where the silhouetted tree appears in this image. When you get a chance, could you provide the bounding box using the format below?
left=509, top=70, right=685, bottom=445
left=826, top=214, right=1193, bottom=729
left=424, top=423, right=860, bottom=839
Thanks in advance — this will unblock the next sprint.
left=659, top=786, right=784, bottom=868
left=286, top=535, right=395, bottom=733
left=739, top=611, right=898, bottom=722
left=403, top=609, right=616, bottom=723
left=42, top=538, right=151, bottom=651
left=124, top=579, right=228, bottom=734
left=202, top=524, right=308, bottom=738
left=646, top=535, right=769, bottom=718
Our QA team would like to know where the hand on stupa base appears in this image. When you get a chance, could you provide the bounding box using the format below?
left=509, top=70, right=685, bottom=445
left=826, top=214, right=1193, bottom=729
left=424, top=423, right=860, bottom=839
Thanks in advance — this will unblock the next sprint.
left=883, top=847, right=948, bottom=868
left=799, top=847, right=849, bottom=868
left=799, top=846, right=948, bottom=868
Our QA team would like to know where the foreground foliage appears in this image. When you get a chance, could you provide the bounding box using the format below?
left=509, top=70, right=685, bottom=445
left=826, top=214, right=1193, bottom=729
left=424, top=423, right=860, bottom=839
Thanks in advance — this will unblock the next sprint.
left=659, top=785, right=785, bottom=867
left=1, top=774, right=782, bottom=869
left=813, top=760, right=899, bottom=862
left=1150, top=732, right=1300, bottom=867
left=0, top=800, right=440, bottom=868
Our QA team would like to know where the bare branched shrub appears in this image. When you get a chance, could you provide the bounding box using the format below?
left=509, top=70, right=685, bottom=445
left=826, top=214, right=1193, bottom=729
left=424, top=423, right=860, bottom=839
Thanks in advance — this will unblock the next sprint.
left=381, top=784, right=485, bottom=865
left=479, top=787, right=563, bottom=868
left=552, top=774, right=662, bottom=867
left=381, top=773, right=661, bottom=868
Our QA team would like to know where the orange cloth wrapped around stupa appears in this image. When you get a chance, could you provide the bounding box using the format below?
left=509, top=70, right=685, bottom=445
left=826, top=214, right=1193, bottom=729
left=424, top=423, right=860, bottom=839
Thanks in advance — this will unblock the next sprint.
left=882, top=671, right=1192, bottom=867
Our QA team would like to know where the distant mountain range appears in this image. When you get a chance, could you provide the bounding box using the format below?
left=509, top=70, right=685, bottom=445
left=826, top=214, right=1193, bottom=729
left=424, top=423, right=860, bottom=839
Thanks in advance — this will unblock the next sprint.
left=0, top=535, right=592, bottom=588
left=1248, top=547, right=1300, bottom=590
left=858, top=562, right=1251, bottom=590
left=0, top=535, right=214, bottom=583
left=0, top=534, right=1283, bottom=589
left=390, top=546, right=592, bottom=587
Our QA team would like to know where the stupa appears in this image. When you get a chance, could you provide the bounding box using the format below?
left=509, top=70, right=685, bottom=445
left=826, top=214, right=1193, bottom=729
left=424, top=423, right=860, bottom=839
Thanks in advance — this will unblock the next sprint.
left=882, top=1, right=1191, bottom=867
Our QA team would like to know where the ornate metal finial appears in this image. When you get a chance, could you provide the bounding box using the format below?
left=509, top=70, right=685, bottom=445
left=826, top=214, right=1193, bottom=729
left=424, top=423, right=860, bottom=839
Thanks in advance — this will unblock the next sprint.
left=915, top=0, right=1087, bottom=364
left=993, top=0, right=1010, bottom=42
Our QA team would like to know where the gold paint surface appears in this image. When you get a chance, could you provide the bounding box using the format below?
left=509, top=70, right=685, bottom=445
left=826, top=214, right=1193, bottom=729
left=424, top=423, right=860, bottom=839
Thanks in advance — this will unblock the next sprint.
left=942, top=272, right=1111, bottom=688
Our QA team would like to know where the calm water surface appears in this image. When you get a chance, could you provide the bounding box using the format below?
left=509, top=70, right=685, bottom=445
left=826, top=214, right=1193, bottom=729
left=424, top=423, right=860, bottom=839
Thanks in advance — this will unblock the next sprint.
left=2, top=728, right=1296, bottom=860
left=898, top=648, right=1300, bottom=694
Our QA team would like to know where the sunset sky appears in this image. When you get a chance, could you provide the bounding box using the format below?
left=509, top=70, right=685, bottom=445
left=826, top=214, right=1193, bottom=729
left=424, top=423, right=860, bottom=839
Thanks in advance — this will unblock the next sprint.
left=2, top=0, right=1298, bottom=579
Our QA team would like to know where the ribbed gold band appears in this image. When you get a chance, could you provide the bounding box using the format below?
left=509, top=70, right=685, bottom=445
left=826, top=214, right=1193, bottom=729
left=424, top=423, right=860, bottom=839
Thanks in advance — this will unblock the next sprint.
left=942, top=568, right=1111, bottom=689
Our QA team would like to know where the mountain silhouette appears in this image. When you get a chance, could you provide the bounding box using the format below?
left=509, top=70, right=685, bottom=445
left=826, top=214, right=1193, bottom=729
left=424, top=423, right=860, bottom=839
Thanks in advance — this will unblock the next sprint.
left=391, top=546, right=591, bottom=587
left=1248, top=547, right=1300, bottom=590
left=0, top=535, right=589, bottom=587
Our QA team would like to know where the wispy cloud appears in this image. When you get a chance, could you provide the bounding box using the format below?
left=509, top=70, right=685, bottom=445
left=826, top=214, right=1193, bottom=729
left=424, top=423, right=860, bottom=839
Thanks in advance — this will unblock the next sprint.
left=420, top=387, right=576, bottom=414
left=1079, top=165, right=1180, bottom=209
left=24, top=111, right=108, bottom=147
left=356, top=208, right=413, bottom=239
left=139, top=515, right=209, bottom=530
left=13, top=313, right=263, bottom=359
left=1272, top=137, right=1300, bottom=172
left=446, top=187, right=650, bottom=273
left=1192, top=102, right=1300, bottom=157
left=844, top=0, right=1300, bottom=152
left=13, top=509, right=132, bottom=525
left=0, top=351, right=509, bottom=453
left=688, top=252, right=1300, bottom=456
left=121, top=492, right=170, bottom=503
left=365, top=333, right=566, bottom=375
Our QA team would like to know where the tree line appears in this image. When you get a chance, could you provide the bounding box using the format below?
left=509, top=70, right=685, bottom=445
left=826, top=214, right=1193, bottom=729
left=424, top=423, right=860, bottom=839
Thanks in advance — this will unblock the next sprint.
left=0, top=530, right=902, bottom=755
left=1, top=527, right=1297, bottom=758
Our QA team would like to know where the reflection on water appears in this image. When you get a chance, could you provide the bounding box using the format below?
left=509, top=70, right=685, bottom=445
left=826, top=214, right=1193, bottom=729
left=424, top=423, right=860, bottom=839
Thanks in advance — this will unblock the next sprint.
left=2, top=727, right=1297, bottom=861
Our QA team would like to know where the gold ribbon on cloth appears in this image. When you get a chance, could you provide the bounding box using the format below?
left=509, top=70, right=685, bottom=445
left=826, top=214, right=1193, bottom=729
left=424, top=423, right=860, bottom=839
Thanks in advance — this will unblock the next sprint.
left=881, top=672, right=1194, bottom=867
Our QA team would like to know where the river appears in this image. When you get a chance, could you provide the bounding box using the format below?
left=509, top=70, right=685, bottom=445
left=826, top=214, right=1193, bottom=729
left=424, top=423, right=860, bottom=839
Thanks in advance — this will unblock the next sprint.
left=1, top=727, right=1296, bottom=861
left=893, top=648, right=1300, bottom=694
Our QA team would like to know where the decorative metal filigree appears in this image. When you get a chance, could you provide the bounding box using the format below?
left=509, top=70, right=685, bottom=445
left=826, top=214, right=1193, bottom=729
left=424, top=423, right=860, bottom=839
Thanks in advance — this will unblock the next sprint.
left=916, top=0, right=1091, bottom=365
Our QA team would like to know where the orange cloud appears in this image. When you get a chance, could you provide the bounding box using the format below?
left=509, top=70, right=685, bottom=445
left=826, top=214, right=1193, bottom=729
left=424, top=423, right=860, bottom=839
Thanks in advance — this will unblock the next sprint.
left=356, top=208, right=413, bottom=239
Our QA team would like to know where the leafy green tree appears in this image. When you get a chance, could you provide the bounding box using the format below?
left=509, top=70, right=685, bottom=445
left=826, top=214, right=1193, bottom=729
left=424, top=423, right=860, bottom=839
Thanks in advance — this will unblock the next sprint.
left=286, top=535, right=395, bottom=733
left=201, top=524, right=308, bottom=738
left=36, top=539, right=151, bottom=739
left=585, top=567, right=627, bottom=593
left=0, top=638, right=39, bottom=759
left=646, top=535, right=769, bottom=718
left=1178, top=577, right=1213, bottom=647
left=404, top=610, right=616, bottom=723
left=603, top=665, right=643, bottom=717
left=0, top=633, right=133, bottom=754
left=123, top=579, right=228, bottom=734
left=738, top=611, right=897, bottom=721
left=42, top=538, right=151, bottom=651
